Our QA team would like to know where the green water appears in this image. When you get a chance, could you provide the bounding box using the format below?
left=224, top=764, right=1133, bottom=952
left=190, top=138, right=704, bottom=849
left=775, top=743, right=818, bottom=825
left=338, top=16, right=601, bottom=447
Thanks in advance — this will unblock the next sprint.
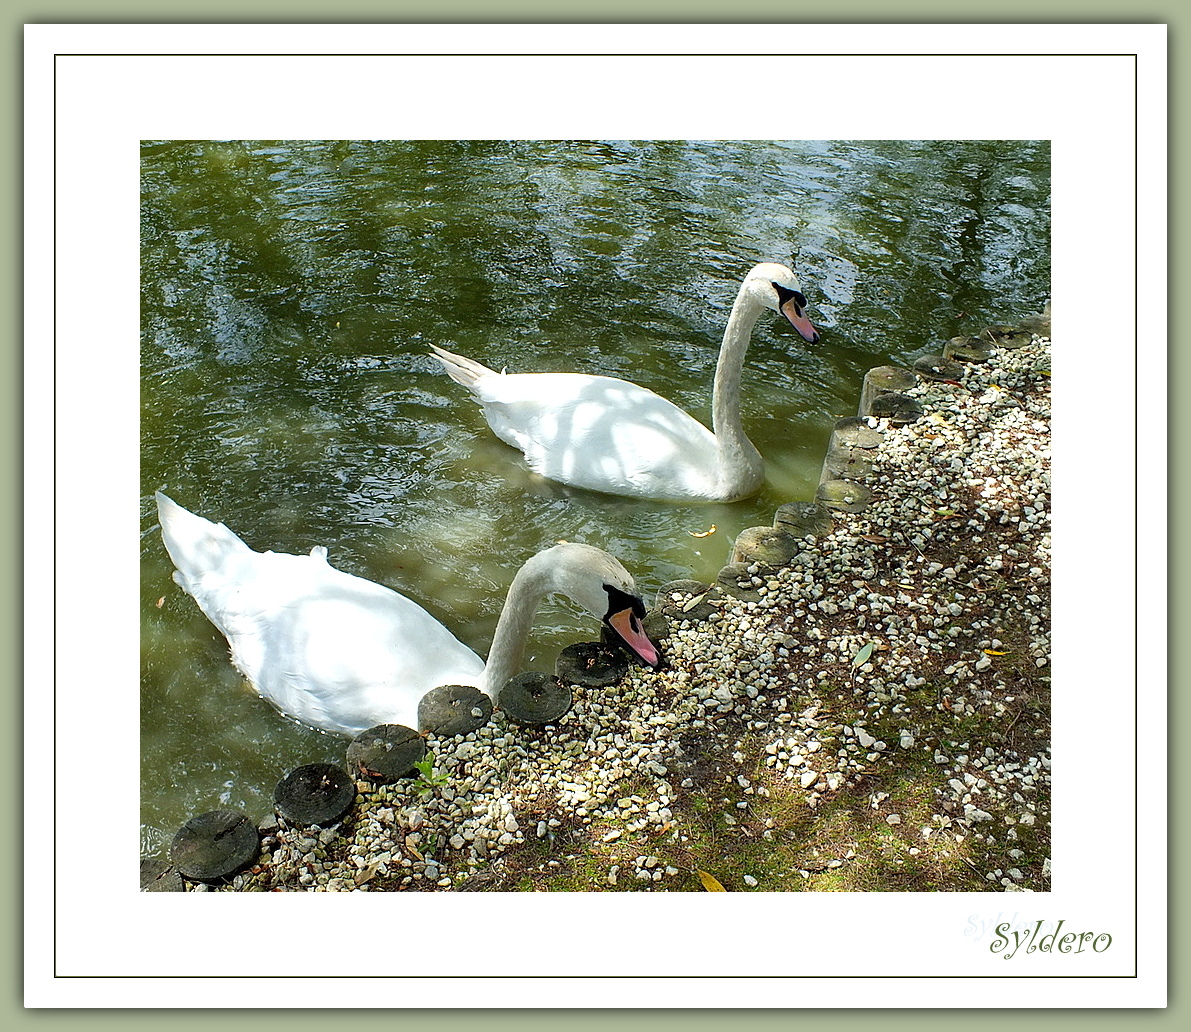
left=140, top=139, right=1050, bottom=857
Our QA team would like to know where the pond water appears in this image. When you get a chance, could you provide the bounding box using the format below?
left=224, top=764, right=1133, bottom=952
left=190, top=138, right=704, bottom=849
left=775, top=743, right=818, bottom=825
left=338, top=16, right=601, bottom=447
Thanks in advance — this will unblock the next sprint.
left=140, top=139, right=1050, bottom=857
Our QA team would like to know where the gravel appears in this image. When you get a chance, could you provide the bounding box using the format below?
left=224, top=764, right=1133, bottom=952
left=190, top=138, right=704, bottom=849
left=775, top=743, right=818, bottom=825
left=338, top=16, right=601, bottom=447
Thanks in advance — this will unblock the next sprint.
left=191, top=331, right=1052, bottom=894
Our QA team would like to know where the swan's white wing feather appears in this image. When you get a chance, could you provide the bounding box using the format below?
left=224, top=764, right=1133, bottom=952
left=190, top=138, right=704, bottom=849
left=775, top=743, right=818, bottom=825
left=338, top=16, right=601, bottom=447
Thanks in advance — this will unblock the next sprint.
left=156, top=493, right=484, bottom=736
left=245, top=564, right=486, bottom=735
left=465, top=371, right=722, bottom=499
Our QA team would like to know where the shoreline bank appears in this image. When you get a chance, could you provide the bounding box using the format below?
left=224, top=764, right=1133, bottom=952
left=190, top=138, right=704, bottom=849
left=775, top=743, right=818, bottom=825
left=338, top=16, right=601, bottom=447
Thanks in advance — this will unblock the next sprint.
left=156, top=329, right=1052, bottom=894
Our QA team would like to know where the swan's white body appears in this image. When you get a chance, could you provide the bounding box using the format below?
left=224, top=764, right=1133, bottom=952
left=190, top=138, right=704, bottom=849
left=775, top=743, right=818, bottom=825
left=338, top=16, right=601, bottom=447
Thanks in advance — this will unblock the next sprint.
left=155, top=492, right=657, bottom=737
left=431, top=262, right=819, bottom=502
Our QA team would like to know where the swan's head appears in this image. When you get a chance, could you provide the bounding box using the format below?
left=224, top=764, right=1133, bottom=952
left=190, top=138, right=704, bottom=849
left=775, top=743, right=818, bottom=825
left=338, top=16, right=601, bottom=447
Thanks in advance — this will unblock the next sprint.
left=745, top=262, right=820, bottom=343
left=535, top=542, right=661, bottom=669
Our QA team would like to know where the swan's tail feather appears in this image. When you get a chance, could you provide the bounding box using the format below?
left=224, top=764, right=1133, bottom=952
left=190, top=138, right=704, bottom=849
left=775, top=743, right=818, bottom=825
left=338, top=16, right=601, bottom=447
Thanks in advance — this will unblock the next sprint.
left=429, top=344, right=497, bottom=390
left=155, top=491, right=252, bottom=591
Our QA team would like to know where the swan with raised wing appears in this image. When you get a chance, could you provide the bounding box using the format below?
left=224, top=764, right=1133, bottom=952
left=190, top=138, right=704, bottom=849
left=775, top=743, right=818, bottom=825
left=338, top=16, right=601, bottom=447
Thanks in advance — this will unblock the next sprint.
left=430, top=262, right=819, bottom=502
left=155, top=492, right=659, bottom=737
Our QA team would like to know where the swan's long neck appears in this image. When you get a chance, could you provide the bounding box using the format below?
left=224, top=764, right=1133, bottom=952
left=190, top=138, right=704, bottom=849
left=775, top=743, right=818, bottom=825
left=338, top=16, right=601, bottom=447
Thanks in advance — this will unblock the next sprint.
left=710, top=289, right=766, bottom=496
left=479, top=554, right=554, bottom=698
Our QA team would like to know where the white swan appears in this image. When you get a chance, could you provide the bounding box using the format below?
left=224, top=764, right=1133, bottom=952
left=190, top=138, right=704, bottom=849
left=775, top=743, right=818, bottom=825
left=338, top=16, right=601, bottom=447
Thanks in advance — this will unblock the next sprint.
left=155, top=492, right=660, bottom=738
left=430, top=262, right=819, bottom=502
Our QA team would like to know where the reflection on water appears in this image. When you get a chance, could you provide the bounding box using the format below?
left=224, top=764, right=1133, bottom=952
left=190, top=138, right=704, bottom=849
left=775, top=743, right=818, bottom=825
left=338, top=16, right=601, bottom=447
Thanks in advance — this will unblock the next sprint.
left=141, top=139, right=1050, bottom=853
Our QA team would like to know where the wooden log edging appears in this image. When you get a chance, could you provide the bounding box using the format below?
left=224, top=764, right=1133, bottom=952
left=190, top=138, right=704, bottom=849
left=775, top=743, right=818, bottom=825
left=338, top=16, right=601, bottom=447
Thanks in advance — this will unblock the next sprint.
left=148, top=647, right=649, bottom=890
left=719, top=363, right=919, bottom=585
left=723, top=311, right=1048, bottom=579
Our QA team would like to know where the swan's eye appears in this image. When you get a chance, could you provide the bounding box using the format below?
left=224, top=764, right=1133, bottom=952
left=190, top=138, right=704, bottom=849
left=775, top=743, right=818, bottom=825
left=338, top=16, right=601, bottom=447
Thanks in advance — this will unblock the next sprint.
left=603, top=584, right=645, bottom=620
left=771, top=283, right=807, bottom=310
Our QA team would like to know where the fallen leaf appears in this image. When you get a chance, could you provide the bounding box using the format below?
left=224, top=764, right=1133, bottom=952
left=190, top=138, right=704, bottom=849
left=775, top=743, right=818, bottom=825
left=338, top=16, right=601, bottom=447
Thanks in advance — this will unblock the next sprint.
left=983, top=649, right=1007, bottom=656
left=155, top=597, right=165, bottom=608
left=681, top=592, right=708, bottom=613
left=689, top=525, right=717, bottom=538
left=858, top=534, right=889, bottom=544
left=354, top=863, right=379, bottom=886
left=852, top=642, right=875, bottom=668
left=696, top=870, right=726, bottom=892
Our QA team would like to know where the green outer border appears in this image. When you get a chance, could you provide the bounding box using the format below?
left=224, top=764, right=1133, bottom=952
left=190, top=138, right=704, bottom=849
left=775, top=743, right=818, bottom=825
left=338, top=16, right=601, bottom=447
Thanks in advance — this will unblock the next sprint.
left=11, top=1, right=1177, bottom=1028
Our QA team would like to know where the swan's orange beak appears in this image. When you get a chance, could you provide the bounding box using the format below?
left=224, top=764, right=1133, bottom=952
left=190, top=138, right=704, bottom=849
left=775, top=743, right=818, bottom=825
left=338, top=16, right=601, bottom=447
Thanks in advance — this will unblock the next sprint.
left=781, top=296, right=820, bottom=343
left=607, top=607, right=661, bottom=668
